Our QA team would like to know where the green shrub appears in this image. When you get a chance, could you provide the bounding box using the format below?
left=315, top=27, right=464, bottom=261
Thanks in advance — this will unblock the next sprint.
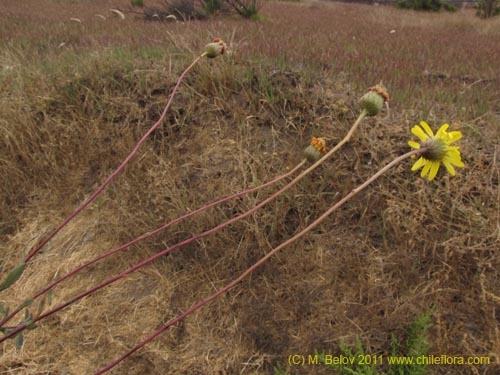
left=397, top=0, right=456, bottom=12
left=476, top=0, right=500, bottom=18
left=313, top=308, right=434, bottom=375
left=273, top=314, right=434, bottom=375
left=163, top=0, right=208, bottom=20
left=239, top=3, right=260, bottom=18
left=274, top=364, right=293, bottom=375
left=131, top=0, right=144, bottom=7
left=226, top=0, right=262, bottom=19
left=441, top=1, right=457, bottom=11
left=387, top=307, right=434, bottom=375
left=142, top=0, right=262, bottom=20
left=143, top=0, right=208, bottom=21
left=203, top=0, right=224, bottom=15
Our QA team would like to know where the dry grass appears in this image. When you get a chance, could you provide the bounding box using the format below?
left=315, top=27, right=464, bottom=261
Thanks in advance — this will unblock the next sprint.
left=1, top=0, right=499, bottom=374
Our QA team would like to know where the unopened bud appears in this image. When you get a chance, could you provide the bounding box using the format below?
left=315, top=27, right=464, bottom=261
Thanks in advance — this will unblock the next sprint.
left=304, top=137, right=327, bottom=163
left=205, top=38, right=227, bottom=58
left=359, top=83, right=389, bottom=116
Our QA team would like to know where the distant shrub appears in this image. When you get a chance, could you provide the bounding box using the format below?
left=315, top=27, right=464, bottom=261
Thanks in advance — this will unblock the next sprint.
left=131, top=0, right=144, bottom=7
left=143, top=7, right=174, bottom=20
left=397, top=0, right=457, bottom=12
left=203, top=0, right=225, bottom=15
left=226, top=0, right=262, bottom=19
left=441, top=1, right=457, bottom=11
left=141, top=0, right=262, bottom=20
left=143, top=0, right=208, bottom=21
left=165, top=0, right=208, bottom=20
left=476, top=0, right=500, bottom=18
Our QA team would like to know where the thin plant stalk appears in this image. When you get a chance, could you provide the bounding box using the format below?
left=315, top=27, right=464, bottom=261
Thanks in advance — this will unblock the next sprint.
left=23, top=53, right=207, bottom=264
left=94, top=147, right=426, bottom=375
left=0, top=110, right=368, bottom=342
left=0, top=160, right=306, bottom=329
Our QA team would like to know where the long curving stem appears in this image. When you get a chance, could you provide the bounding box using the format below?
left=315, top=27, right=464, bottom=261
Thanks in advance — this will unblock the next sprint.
left=0, top=160, right=305, bottom=329
left=93, top=147, right=425, bottom=374
left=24, top=53, right=207, bottom=264
left=1, top=110, right=369, bottom=343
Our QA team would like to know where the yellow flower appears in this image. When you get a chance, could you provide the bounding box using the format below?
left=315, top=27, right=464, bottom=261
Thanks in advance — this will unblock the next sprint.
left=408, top=121, right=464, bottom=181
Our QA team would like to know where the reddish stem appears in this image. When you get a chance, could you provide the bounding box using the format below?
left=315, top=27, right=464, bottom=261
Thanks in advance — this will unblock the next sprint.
left=93, top=148, right=425, bottom=374
left=23, top=54, right=205, bottom=264
left=0, top=161, right=305, bottom=329
left=1, top=108, right=368, bottom=341
left=0, top=158, right=310, bottom=343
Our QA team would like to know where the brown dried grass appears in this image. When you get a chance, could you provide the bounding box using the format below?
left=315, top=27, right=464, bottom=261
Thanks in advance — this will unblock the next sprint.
left=1, top=1, right=499, bottom=374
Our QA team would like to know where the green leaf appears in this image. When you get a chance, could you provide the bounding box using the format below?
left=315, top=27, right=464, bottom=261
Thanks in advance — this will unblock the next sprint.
left=47, top=289, right=53, bottom=306
left=0, top=263, right=26, bottom=292
left=24, top=309, right=33, bottom=322
left=16, top=299, right=33, bottom=311
left=37, top=298, right=46, bottom=317
left=0, top=303, right=8, bottom=318
left=26, top=323, right=38, bottom=330
left=15, top=332, right=23, bottom=349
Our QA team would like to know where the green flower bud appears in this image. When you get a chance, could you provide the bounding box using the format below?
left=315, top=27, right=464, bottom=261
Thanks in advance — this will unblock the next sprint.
left=359, top=91, right=384, bottom=116
left=205, top=38, right=226, bottom=58
left=359, top=83, right=389, bottom=117
left=304, top=137, right=326, bottom=163
left=304, top=145, right=322, bottom=163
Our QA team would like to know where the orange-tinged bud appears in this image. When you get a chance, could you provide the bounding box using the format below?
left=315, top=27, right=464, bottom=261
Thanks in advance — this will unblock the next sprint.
left=359, top=83, right=389, bottom=116
left=304, top=137, right=327, bottom=163
left=205, top=38, right=227, bottom=58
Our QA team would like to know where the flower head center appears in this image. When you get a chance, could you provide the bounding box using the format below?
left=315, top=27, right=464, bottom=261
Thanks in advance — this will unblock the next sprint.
left=310, top=137, right=327, bottom=154
left=421, top=138, right=446, bottom=161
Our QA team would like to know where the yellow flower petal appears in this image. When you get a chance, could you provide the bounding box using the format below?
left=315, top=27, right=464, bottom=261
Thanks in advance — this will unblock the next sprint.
left=419, top=121, right=434, bottom=137
left=442, top=160, right=456, bottom=176
left=408, top=140, right=421, bottom=149
left=446, top=131, right=462, bottom=144
left=436, top=123, right=449, bottom=138
left=411, top=157, right=426, bottom=171
left=447, top=146, right=461, bottom=153
left=445, top=148, right=465, bottom=167
left=411, top=125, right=429, bottom=141
left=420, top=161, right=431, bottom=178
left=428, top=161, right=440, bottom=180
left=448, top=155, right=464, bottom=168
